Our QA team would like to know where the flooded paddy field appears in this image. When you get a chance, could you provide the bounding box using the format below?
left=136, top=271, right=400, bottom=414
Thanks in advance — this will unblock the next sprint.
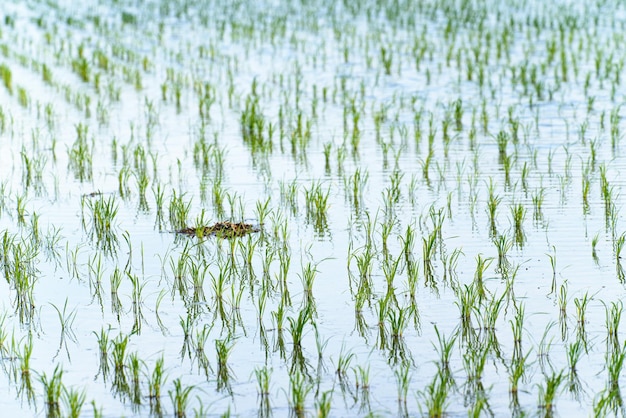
left=2, top=0, right=626, bottom=416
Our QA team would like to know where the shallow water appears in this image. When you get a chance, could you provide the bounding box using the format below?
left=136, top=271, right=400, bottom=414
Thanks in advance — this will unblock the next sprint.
left=2, top=0, right=626, bottom=416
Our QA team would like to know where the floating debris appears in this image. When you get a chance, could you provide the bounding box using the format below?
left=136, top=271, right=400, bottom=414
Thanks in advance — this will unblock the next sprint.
left=176, top=221, right=260, bottom=239
left=82, top=191, right=103, bottom=198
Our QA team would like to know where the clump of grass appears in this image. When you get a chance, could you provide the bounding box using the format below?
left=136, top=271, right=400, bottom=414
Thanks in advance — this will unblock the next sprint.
left=537, top=370, right=565, bottom=414
left=84, top=194, right=119, bottom=253
left=287, top=369, right=313, bottom=417
left=40, top=365, right=64, bottom=417
left=168, top=191, right=191, bottom=231
left=148, top=356, right=166, bottom=414
left=510, top=202, right=526, bottom=246
left=169, top=378, right=194, bottom=418
left=0, top=64, right=13, bottom=94
left=304, top=181, right=330, bottom=235
left=68, top=123, right=93, bottom=181
left=63, top=386, right=87, bottom=418
left=215, top=338, right=235, bottom=393
left=254, top=365, right=272, bottom=416
left=241, top=88, right=272, bottom=153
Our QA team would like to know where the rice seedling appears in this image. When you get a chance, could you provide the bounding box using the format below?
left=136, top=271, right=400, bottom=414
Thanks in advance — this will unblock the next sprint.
left=84, top=194, right=119, bottom=253
left=254, top=365, right=272, bottom=398
left=50, top=298, right=78, bottom=358
left=304, top=181, right=330, bottom=235
left=591, top=232, right=601, bottom=263
left=473, top=254, right=492, bottom=300
left=0, top=63, right=13, bottom=94
left=63, top=386, right=87, bottom=418
left=486, top=180, right=501, bottom=235
left=547, top=245, right=557, bottom=293
left=215, top=337, right=235, bottom=393
left=615, top=233, right=625, bottom=282
left=148, top=356, right=166, bottom=414
left=335, top=344, right=355, bottom=384
left=605, top=301, right=623, bottom=353
left=16, top=193, right=27, bottom=226
left=419, top=372, right=451, bottom=418
left=566, top=339, right=584, bottom=395
left=557, top=283, right=568, bottom=339
left=346, top=168, right=368, bottom=211
left=127, top=351, right=143, bottom=405
left=387, top=303, right=415, bottom=343
left=271, top=301, right=287, bottom=358
left=168, top=191, right=192, bottom=231
left=254, top=365, right=272, bottom=417
left=299, top=262, right=318, bottom=312
left=532, top=187, right=545, bottom=221
left=288, top=305, right=312, bottom=353
left=510, top=202, right=526, bottom=246
left=39, top=364, right=64, bottom=417
left=422, top=231, right=437, bottom=286
left=493, top=234, right=512, bottom=276
left=350, top=244, right=374, bottom=300
left=17, top=335, right=35, bottom=404
left=315, top=389, right=333, bottom=418
left=432, top=325, right=457, bottom=383
left=68, top=123, right=93, bottom=181
left=394, top=362, right=411, bottom=408
left=169, top=378, right=195, bottom=418
left=537, top=370, right=565, bottom=415
left=93, top=327, right=111, bottom=381
left=111, top=334, right=129, bottom=395
left=210, top=266, right=231, bottom=324
left=574, top=293, right=591, bottom=331
left=286, top=369, right=312, bottom=417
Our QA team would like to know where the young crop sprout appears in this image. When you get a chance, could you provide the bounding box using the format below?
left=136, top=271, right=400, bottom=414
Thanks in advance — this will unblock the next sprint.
left=85, top=194, right=119, bottom=254
left=574, top=293, right=591, bottom=330
left=493, top=234, right=512, bottom=277
left=547, top=246, right=557, bottom=293
left=148, top=356, right=166, bottom=414
left=215, top=338, right=235, bottom=393
left=394, top=362, right=411, bottom=410
left=51, top=299, right=78, bottom=358
left=19, top=336, right=34, bottom=403
left=254, top=365, right=272, bottom=416
left=486, top=179, right=501, bottom=236
left=40, top=364, right=64, bottom=417
left=63, top=386, right=87, bottom=418
left=168, top=191, right=192, bottom=231
left=532, top=188, right=545, bottom=221
left=304, top=181, right=330, bottom=235
left=615, top=233, right=625, bottom=282
left=419, top=372, right=450, bottom=418
left=537, top=370, right=565, bottom=415
left=566, top=339, right=584, bottom=396
left=510, top=202, right=526, bottom=246
left=592, top=232, right=600, bottom=263
left=423, top=231, right=437, bottom=286
left=169, top=378, right=194, bottom=418
left=474, top=255, right=492, bottom=300
left=287, top=369, right=312, bottom=417
left=68, top=123, right=93, bottom=181
left=433, top=325, right=457, bottom=382
left=315, top=390, right=333, bottom=418
left=335, top=344, right=355, bottom=383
